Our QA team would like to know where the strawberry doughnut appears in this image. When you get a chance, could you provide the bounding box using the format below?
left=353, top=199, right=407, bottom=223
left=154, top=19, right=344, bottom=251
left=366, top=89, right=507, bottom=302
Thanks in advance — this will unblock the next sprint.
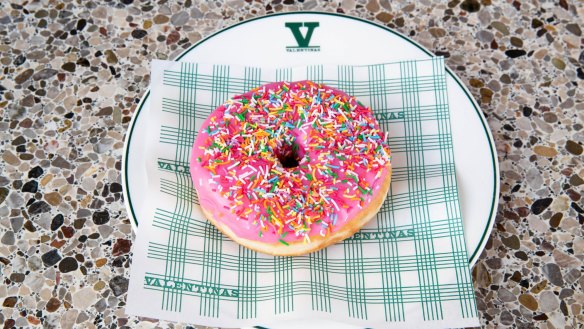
left=190, top=81, right=391, bottom=256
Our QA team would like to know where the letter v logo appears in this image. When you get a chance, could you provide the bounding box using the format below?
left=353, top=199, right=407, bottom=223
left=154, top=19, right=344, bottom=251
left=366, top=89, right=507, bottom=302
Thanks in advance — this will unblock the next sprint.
left=285, top=22, right=321, bottom=52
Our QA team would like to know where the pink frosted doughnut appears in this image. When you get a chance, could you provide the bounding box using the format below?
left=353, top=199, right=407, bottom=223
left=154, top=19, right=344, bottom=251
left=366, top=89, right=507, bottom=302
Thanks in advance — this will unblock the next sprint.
left=190, top=81, right=391, bottom=256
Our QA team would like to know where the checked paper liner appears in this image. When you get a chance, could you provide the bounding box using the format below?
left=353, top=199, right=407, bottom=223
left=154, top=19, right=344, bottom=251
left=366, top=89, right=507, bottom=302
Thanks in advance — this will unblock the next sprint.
left=126, top=57, right=479, bottom=328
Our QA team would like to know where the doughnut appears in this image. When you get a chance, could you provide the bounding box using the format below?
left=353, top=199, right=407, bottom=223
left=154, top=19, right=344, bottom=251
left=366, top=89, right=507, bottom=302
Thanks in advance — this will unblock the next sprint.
left=190, top=81, right=391, bottom=256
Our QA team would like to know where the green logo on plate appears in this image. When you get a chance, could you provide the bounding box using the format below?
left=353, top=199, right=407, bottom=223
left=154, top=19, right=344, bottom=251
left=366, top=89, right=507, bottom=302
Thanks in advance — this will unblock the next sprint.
left=285, top=22, right=320, bottom=52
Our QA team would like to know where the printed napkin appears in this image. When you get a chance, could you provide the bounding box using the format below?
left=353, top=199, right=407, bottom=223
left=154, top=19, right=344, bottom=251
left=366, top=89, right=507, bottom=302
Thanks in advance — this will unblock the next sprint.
left=126, top=58, right=479, bottom=328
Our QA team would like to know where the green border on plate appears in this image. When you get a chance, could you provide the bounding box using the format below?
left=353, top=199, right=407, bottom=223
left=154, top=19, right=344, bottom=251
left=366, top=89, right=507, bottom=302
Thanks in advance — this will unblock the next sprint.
left=122, top=11, right=499, bottom=265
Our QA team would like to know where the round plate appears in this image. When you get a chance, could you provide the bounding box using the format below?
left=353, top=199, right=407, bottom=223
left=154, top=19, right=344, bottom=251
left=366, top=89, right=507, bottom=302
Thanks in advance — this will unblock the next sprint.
left=123, top=12, right=499, bottom=268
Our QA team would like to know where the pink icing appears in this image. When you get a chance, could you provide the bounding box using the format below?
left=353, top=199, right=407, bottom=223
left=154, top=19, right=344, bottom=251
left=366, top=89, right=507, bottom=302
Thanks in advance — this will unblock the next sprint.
left=190, top=81, right=391, bottom=244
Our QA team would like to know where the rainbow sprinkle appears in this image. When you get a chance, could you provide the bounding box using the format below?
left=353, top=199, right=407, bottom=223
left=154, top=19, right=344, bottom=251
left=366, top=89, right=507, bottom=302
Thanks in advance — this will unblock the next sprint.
left=198, top=81, right=391, bottom=242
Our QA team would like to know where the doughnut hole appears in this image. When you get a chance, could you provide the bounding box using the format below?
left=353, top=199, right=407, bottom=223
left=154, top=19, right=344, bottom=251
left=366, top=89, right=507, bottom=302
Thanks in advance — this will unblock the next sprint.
left=276, top=137, right=304, bottom=169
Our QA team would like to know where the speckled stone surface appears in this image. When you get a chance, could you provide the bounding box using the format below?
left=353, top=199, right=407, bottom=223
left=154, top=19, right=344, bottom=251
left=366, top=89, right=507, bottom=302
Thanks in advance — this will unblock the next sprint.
left=0, top=0, right=583, bottom=328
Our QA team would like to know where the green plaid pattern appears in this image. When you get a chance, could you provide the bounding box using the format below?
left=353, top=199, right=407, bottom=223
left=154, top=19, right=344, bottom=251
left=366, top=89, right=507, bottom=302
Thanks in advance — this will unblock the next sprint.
left=129, top=58, right=477, bottom=327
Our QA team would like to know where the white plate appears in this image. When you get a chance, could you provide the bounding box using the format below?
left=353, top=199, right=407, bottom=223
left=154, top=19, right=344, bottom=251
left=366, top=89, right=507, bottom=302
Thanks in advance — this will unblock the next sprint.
left=123, top=12, right=499, bottom=271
